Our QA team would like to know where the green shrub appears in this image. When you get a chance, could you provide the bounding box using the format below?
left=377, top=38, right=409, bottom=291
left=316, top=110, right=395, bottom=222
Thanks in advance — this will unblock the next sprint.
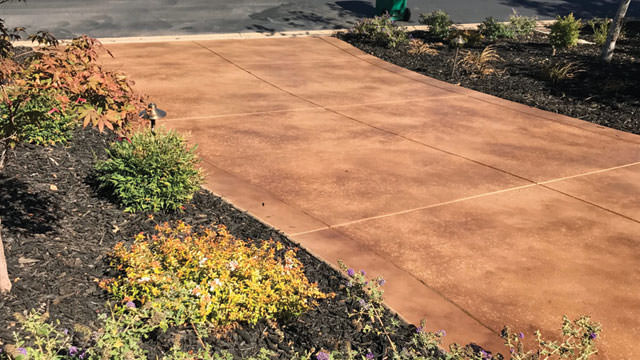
left=94, top=128, right=203, bottom=213
left=509, top=11, right=538, bottom=37
left=99, top=222, right=328, bottom=330
left=3, top=93, right=76, bottom=146
left=350, top=15, right=408, bottom=48
left=588, top=18, right=610, bottom=46
left=419, top=10, right=453, bottom=40
left=549, top=13, right=582, bottom=50
left=478, top=17, right=515, bottom=41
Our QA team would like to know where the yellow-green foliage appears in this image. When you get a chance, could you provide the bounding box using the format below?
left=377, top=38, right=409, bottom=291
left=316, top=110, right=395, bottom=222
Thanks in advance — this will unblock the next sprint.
left=100, top=222, right=328, bottom=330
left=549, top=13, right=582, bottom=50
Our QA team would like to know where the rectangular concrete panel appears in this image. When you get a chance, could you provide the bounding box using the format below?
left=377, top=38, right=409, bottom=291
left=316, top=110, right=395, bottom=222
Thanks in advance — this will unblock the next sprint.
left=196, top=37, right=358, bottom=65
left=165, top=109, right=529, bottom=225
left=329, top=185, right=640, bottom=359
left=332, top=98, right=640, bottom=182
left=543, top=163, right=640, bottom=222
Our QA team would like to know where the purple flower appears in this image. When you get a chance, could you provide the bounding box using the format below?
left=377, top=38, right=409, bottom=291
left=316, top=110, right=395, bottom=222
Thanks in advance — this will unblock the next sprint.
left=79, top=350, right=87, bottom=359
left=316, top=351, right=330, bottom=360
left=347, top=268, right=355, bottom=277
left=126, top=301, right=136, bottom=309
left=69, top=346, right=79, bottom=356
left=63, top=328, right=69, bottom=335
left=360, top=270, right=366, bottom=276
left=509, top=348, right=515, bottom=354
left=17, top=347, right=27, bottom=356
left=377, top=279, right=386, bottom=286
left=415, top=326, right=424, bottom=333
left=518, top=332, right=524, bottom=339
left=366, top=352, right=374, bottom=360
left=589, top=332, right=598, bottom=340
left=439, top=329, right=446, bottom=337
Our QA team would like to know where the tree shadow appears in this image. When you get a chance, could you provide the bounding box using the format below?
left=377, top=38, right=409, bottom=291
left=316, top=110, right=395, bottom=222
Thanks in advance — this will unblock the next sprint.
left=0, top=175, right=60, bottom=234
left=500, top=0, right=640, bottom=19
left=330, top=1, right=377, bottom=17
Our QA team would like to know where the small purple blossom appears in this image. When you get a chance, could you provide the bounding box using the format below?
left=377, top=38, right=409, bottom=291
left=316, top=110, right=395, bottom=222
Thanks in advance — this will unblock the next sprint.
left=480, top=350, right=492, bottom=359
left=509, top=348, right=515, bottom=354
left=347, top=268, right=355, bottom=277
left=316, top=351, right=330, bottom=360
left=69, top=346, right=79, bottom=356
left=366, top=352, right=374, bottom=360
left=126, top=301, right=136, bottom=309
left=17, top=347, right=27, bottom=356
left=360, top=270, right=366, bottom=276
left=589, top=332, right=598, bottom=340
left=79, top=350, right=87, bottom=359
left=438, top=329, right=446, bottom=337
left=377, top=279, right=386, bottom=286
left=518, top=332, right=524, bottom=339
left=415, top=326, right=424, bottom=333
left=63, top=328, right=69, bottom=335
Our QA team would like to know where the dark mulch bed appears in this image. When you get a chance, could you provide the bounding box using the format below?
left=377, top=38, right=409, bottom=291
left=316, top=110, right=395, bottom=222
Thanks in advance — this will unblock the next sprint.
left=0, top=126, right=434, bottom=359
left=337, top=22, right=640, bottom=135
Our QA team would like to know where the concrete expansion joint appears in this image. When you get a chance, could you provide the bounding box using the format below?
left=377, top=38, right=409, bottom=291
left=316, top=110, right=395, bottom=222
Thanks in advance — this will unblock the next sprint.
left=292, top=161, right=640, bottom=237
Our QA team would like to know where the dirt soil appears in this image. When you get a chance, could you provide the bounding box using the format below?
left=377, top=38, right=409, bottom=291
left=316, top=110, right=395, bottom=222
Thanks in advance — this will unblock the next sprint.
left=337, top=22, right=640, bottom=135
left=0, top=126, right=448, bottom=359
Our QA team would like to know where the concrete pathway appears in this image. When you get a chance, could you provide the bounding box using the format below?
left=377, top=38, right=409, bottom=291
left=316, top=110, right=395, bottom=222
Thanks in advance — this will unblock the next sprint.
left=101, top=37, right=640, bottom=359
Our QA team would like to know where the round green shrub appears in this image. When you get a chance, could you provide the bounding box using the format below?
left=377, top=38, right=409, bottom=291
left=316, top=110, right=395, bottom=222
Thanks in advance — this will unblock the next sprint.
left=419, top=10, right=453, bottom=40
left=94, top=128, right=203, bottom=213
left=549, top=13, right=582, bottom=50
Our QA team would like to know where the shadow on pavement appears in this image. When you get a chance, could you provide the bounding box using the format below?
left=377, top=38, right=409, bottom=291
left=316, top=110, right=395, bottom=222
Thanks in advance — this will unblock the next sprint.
left=500, top=0, right=640, bottom=19
left=332, top=1, right=377, bottom=17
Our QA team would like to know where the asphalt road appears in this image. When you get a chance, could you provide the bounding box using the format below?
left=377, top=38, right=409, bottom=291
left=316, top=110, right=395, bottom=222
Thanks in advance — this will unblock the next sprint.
left=1, top=0, right=639, bottom=39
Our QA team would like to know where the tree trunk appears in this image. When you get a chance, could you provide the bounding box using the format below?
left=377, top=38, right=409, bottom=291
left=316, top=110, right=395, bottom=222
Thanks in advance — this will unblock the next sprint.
left=0, top=219, right=11, bottom=293
left=601, top=0, right=631, bottom=63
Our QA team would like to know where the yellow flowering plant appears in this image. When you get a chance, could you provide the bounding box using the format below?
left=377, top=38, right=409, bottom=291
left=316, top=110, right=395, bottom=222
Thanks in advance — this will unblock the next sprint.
left=99, top=221, right=328, bottom=331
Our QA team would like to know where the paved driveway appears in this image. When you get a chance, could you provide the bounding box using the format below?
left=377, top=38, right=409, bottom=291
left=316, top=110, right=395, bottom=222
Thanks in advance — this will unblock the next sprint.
left=3, top=0, right=639, bottom=39
left=100, top=37, right=640, bottom=359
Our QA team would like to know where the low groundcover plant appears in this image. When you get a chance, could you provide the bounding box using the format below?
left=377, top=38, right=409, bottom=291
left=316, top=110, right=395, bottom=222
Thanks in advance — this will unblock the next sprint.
left=99, top=221, right=328, bottom=331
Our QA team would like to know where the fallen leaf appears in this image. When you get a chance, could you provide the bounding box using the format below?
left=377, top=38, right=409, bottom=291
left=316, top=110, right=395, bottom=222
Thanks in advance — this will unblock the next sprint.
left=18, top=257, right=39, bottom=265
left=50, top=184, right=58, bottom=191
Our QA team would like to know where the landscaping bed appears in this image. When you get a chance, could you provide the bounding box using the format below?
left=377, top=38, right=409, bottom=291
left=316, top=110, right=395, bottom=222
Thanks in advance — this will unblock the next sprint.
left=337, top=21, right=640, bottom=135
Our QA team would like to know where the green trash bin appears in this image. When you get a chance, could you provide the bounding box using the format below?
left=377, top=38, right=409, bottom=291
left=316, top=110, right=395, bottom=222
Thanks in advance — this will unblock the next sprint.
left=376, top=0, right=410, bottom=21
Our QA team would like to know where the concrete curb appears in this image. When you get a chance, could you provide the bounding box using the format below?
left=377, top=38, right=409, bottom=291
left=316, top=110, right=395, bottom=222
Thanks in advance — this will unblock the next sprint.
left=11, top=20, right=560, bottom=46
